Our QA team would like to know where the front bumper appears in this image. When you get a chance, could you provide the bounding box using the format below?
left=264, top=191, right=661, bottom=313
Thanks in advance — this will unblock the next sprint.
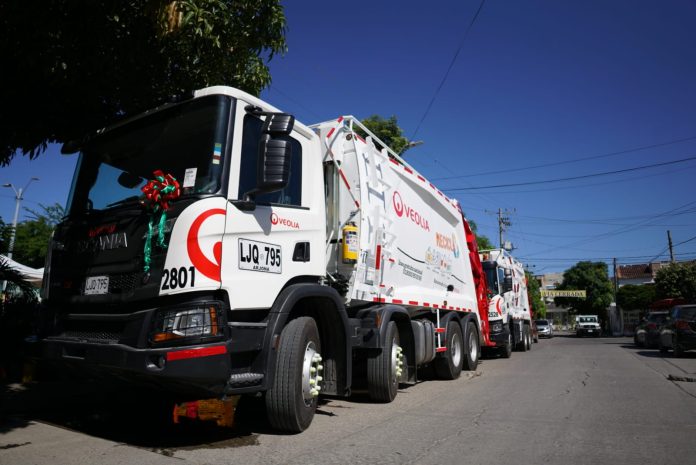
left=42, top=338, right=233, bottom=398
left=577, top=327, right=600, bottom=336
left=488, top=325, right=511, bottom=346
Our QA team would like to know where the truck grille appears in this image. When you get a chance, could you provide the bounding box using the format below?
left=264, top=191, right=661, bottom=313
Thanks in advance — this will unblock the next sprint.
left=57, top=319, right=126, bottom=344
left=108, top=272, right=140, bottom=294
left=58, top=330, right=123, bottom=344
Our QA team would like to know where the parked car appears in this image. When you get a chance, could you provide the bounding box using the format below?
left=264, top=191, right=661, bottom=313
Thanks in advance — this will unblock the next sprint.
left=634, top=311, right=669, bottom=348
left=659, top=305, right=696, bottom=357
left=535, top=319, right=553, bottom=338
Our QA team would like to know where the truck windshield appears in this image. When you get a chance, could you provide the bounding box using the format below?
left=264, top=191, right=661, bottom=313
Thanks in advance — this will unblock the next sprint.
left=483, top=264, right=498, bottom=295
left=66, top=95, right=232, bottom=216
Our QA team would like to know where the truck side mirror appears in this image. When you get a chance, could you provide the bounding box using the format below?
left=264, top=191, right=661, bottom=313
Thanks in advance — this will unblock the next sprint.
left=236, top=109, right=296, bottom=211
left=503, top=276, right=513, bottom=293
left=256, top=135, right=292, bottom=194
left=254, top=113, right=294, bottom=195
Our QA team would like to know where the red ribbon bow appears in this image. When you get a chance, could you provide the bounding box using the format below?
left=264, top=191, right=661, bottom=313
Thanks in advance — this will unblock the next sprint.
left=141, top=170, right=181, bottom=211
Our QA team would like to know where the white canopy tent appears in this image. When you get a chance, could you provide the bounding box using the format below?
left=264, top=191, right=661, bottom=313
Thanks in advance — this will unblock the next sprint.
left=0, top=255, right=44, bottom=286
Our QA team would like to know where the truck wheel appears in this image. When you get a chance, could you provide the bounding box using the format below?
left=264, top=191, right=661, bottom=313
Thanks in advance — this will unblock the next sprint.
left=519, top=326, right=529, bottom=352
left=266, top=317, right=322, bottom=433
left=526, top=329, right=533, bottom=351
left=462, top=321, right=479, bottom=371
left=368, top=321, right=402, bottom=402
left=435, top=321, right=464, bottom=380
left=500, top=330, right=513, bottom=359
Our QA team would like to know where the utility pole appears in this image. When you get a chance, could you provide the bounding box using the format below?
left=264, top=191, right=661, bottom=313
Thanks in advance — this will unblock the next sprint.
left=667, top=230, right=675, bottom=263
left=2, top=177, right=39, bottom=293
left=3, top=178, right=39, bottom=261
left=612, top=257, right=618, bottom=302
left=486, top=208, right=515, bottom=249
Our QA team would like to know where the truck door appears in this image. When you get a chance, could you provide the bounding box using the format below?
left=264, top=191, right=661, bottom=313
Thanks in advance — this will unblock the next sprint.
left=219, top=103, right=325, bottom=310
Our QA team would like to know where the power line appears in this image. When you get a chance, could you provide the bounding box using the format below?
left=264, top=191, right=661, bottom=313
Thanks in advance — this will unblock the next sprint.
left=432, top=134, right=696, bottom=181
left=444, top=156, right=696, bottom=191
left=447, top=165, right=687, bottom=195
left=674, top=234, right=696, bottom=247
left=410, top=0, right=486, bottom=140
left=522, top=200, right=696, bottom=258
left=519, top=252, right=696, bottom=262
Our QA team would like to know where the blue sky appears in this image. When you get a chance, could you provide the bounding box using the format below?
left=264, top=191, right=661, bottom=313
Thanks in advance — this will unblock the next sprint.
left=2, top=0, right=696, bottom=274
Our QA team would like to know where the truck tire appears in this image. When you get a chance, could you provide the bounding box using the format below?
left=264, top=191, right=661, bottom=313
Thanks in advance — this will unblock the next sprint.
left=519, top=326, right=529, bottom=352
left=367, top=321, right=402, bottom=402
left=526, top=328, right=533, bottom=351
left=500, top=330, right=513, bottom=359
left=266, top=317, right=322, bottom=433
left=435, top=320, right=464, bottom=380
left=462, top=321, right=480, bottom=371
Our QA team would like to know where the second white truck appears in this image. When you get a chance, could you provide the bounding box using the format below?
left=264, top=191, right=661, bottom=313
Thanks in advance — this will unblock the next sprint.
left=480, top=249, right=533, bottom=357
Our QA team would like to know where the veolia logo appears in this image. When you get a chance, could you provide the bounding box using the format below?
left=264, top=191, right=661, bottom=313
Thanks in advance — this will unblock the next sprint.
left=393, top=191, right=405, bottom=217
left=187, top=209, right=226, bottom=282
left=270, top=212, right=299, bottom=229
left=392, top=191, right=430, bottom=231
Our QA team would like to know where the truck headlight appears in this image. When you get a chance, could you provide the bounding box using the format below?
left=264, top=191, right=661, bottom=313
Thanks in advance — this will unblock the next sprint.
left=151, top=303, right=223, bottom=344
left=491, top=322, right=503, bottom=332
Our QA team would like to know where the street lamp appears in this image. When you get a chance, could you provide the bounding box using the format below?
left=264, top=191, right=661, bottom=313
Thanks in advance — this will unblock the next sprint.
left=401, top=140, right=424, bottom=155
left=3, top=177, right=39, bottom=261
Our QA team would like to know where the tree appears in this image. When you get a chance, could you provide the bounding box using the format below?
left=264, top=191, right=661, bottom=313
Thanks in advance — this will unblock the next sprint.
left=617, top=284, right=656, bottom=311
left=358, top=115, right=411, bottom=155
left=555, top=261, right=614, bottom=324
left=655, top=262, right=696, bottom=303
left=526, top=272, right=546, bottom=318
left=1, top=203, right=65, bottom=268
left=1, top=1, right=287, bottom=165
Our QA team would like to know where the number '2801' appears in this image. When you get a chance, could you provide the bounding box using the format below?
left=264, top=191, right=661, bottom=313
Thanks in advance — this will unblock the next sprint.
left=161, top=266, right=196, bottom=290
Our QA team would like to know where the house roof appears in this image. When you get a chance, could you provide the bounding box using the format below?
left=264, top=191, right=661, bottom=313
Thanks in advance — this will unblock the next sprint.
left=616, top=264, right=653, bottom=280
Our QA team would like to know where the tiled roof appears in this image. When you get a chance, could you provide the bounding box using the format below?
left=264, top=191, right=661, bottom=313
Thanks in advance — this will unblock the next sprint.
left=617, top=264, right=653, bottom=280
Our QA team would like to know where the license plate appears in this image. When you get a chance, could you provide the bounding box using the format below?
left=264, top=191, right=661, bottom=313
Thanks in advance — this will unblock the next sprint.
left=238, top=238, right=282, bottom=274
left=587, top=329, right=594, bottom=332
left=84, top=276, right=109, bottom=295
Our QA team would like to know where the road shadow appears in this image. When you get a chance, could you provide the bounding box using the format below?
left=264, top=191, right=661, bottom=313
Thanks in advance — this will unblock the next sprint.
left=0, top=379, right=282, bottom=451
left=618, top=344, right=696, bottom=359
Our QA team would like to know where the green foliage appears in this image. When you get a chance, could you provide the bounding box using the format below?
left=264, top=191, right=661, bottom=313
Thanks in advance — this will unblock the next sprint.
left=358, top=115, right=411, bottom=155
left=1, top=0, right=287, bottom=165
left=617, top=284, right=656, bottom=311
left=655, top=262, right=696, bottom=303
left=1, top=203, right=64, bottom=268
left=476, top=234, right=495, bottom=252
left=556, top=261, right=614, bottom=321
left=526, top=272, right=546, bottom=318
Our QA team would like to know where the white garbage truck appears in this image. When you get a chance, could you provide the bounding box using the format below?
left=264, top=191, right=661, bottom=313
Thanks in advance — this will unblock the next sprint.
left=480, top=249, right=533, bottom=357
left=40, top=85, right=494, bottom=432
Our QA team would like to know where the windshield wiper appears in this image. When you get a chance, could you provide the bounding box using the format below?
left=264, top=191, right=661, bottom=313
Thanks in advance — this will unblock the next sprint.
left=106, top=196, right=141, bottom=208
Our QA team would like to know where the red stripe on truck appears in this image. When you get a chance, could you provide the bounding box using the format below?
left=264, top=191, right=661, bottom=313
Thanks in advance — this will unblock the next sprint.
left=166, top=345, right=227, bottom=362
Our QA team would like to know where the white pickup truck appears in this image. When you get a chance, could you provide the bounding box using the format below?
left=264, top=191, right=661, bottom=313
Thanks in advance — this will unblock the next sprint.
left=576, top=315, right=601, bottom=337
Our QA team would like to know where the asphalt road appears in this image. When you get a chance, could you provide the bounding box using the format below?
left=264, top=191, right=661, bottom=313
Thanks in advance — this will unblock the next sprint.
left=2, top=335, right=696, bottom=465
